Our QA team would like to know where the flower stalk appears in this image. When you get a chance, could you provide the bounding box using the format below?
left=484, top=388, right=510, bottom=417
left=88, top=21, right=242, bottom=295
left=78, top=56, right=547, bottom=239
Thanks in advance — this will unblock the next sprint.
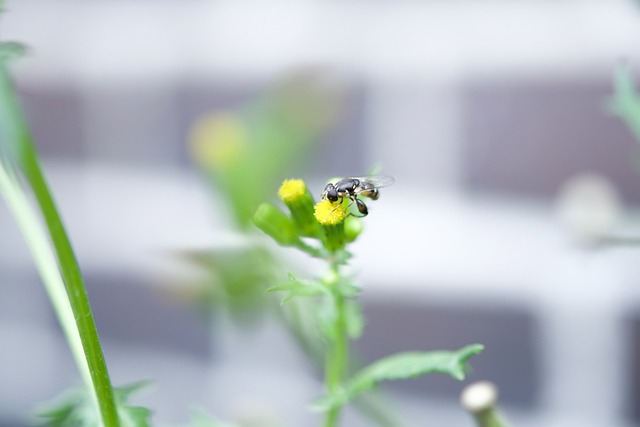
left=323, top=262, right=349, bottom=427
left=256, top=179, right=358, bottom=426
left=256, top=176, right=482, bottom=427
left=461, top=381, right=509, bottom=427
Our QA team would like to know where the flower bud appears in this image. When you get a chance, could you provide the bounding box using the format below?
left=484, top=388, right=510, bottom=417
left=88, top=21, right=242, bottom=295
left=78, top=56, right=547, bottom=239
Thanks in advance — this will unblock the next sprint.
left=278, top=179, right=319, bottom=237
left=344, top=215, right=363, bottom=243
left=253, top=203, right=299, bottom=246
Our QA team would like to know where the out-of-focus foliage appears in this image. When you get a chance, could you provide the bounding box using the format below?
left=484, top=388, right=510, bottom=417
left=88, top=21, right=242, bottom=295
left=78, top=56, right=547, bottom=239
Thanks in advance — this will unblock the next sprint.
left=178, top=410, right=238, bottom=427
left=189, top=71, right=344, bottom=229
left=178, top=409, right=282, bottom=427
left=608, top=64, right=640, bottom=145
left=0, top=41, right=27, bottom=61
left=183, top=71, right=344, bottom=321
left=175, top=245, right=279, bottom=324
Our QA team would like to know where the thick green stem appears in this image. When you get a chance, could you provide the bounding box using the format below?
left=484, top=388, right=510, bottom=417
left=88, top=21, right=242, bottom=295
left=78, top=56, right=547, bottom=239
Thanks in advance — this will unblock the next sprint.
left=323, top=262, right=349, bottom=427
left=0, top=64, right=119, bottom=426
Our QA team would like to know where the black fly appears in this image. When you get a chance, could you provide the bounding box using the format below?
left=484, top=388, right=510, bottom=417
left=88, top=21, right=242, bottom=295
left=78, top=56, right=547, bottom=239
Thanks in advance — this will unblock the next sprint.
left=321, top=176, right=395, bottom=217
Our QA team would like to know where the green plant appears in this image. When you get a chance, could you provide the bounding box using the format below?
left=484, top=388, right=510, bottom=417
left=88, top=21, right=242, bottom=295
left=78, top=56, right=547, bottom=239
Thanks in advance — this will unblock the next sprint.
left=254, top=179, right=484, bottom=427
left=0, top=44, right=149, bottom=425
left=0, top=23, right=484, bottom=427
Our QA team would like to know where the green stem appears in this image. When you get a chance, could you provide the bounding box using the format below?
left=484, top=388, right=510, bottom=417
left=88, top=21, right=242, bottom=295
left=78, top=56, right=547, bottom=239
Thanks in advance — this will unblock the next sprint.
left=470, top=408, right=508, bottom=427
left=0, top=64, right=119, bottom=426
left=323, top=261, right=349, bottom=427
left=462, top=382, right=509, bottom=427
left=295, top=239, right=325, bottom=259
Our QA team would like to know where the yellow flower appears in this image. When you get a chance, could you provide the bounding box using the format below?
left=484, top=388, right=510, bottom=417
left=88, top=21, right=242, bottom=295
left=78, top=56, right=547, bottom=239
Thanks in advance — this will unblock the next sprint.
left=278, top=179, right=307, bottom=203
left=314, top=199, right=348, bottom=225
left=278, top=179, right=319, bottom=237
left=189, top=113, right=246, bottom=169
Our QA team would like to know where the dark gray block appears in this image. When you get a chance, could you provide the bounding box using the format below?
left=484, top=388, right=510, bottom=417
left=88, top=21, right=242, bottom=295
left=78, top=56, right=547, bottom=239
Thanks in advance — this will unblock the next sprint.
left=462, top=79, right=640, bottom=202
left=85, top=273, right=211, bottom=360
left=17, top=84, right=86, bottom=159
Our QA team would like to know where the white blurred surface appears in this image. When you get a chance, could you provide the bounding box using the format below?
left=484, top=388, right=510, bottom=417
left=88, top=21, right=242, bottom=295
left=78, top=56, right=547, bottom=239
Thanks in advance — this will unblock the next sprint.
left=3, top=0, right=640, bottom=84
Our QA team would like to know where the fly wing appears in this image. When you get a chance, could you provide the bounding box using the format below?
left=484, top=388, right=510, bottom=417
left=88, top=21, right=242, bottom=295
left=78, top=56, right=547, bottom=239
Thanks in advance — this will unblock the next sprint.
left=350, top=175, right=395, bottom=189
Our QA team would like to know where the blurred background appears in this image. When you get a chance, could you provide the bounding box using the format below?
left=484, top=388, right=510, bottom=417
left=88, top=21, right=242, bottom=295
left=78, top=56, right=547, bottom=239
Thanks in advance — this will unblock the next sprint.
left=2, top=0, right=640, bottom=426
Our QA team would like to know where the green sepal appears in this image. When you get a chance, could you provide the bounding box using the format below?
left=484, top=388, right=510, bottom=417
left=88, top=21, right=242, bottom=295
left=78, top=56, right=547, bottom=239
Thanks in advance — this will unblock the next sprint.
left=312, top=344, right=484, bottom=412
left=253, top=202, right=299, bottom=246
left=319, top=221, right=346, bottom=252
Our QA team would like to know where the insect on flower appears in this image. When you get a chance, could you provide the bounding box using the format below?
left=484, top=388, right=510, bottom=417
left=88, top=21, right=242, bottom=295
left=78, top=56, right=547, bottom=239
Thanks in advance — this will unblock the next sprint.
left=321, top=175, right=395, bottom=217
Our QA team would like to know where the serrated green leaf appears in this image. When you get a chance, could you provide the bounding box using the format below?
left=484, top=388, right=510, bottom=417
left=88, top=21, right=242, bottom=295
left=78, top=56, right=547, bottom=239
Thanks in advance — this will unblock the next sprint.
left=36, top=382, right=153, bottom=427
left=267, top=272, right=326, bottom=303
left=313, top=344, right=484, bottom=412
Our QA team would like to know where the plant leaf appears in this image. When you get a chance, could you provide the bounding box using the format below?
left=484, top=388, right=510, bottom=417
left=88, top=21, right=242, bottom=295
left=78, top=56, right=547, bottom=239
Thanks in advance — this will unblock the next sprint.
left=267, top=272, right=326, bottom=303
left=313, top=344, right=484, bottom=412
left=608, top=63, right=640, bottom=143
left=36, top=382, right=153, bottom=427
left=336, top=282, right=360, bottom=299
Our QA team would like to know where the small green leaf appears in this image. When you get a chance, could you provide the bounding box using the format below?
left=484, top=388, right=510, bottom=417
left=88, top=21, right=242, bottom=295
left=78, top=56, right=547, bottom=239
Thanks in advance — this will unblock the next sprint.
left=313, top=344, right=484, bottom=412
left=36, top=382, right=153, bottom=427
left=344, top=302, right=364, bottom=339
left=267, top=272, right=326, bottom=304
left=333, top=249, right=352, bottom=265
left=337, top=282, right=360, bottom=299
left=608, top=64, right=640, bottom=143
